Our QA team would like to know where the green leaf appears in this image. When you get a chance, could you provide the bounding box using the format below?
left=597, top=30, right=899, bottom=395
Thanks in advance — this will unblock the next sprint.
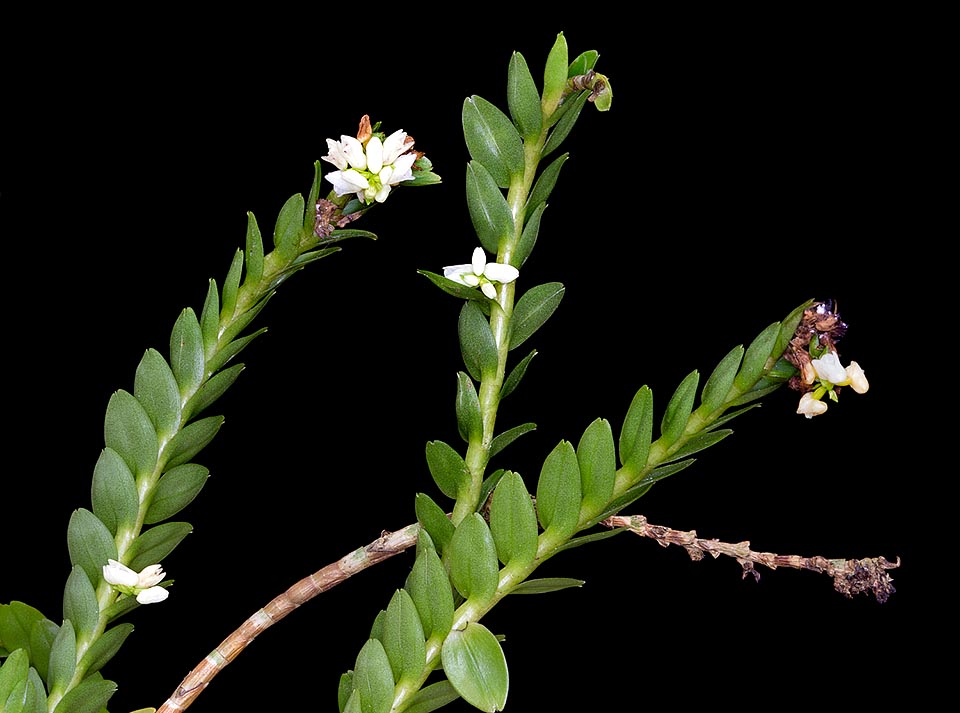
left=659, top=370, right=699, bottom=450
left=338, top=671, right=354, bottom=713
left=305, top=160, right=324, bottom=232
left=568, top=50, right=599, bottom=76
left=126, top=522, right=192, bottom=573
left=636, top=459, right=696, bottom=488
left=91, top=447, right=139, bottom=536
left=556, top=527, right=625, bottom=552
left=170, top=308, right=205, bottom=398
left=353, top=639, right=393, bottom=713
left=161, top=415, right=223, bottom=470
left=183, top=363, right=244, bottom=421
left=458, top=301, right=499, bottom=381
left=0, top=603, right=45, bottom=664
left=47, top=619, right=76, bottom=697
left=403, top=680, right=461, bottom=713
left=619, top=385, right=653, bottom=474
left=145, top=463, right=209, bottom=524
left=417, top=270, right=491, bottom=305
left=477, top=469, right=506, bottom=509
left=455, top=372, right=482, bottom=445
left=698, top=345, right=744, bottom=415
left=273, top=193, right=305, bottom=261
left=133, top=348, right=182, bottom=439
left=23, top=669, right=46, bottom=713
left=218, top=292, right=273, bottom=347
left=63, top=566, right=99, bottom=643
left=425, top=440, right=469, bottom=503
left=535, top=440, right=581, bottom=540
left=219, top=248, right=243, bottom=323
left=488, top=423, right=536, bottom=460
left=0, top=648, right=28, bottom=705
left=244, top=211, right=264, bottom=288
left=513, top=203, right=544, bottom=269
left=448, top=514, right=499, bottom=606
left=542, top=90, right=589, bottom=158
left=576, top=418, right=616, bottom=515
left=507, top=51, right=542, bottom=141
left=489, top=472, right=538, bottom=568
left=500, top=350, right=536, bottom=400
left=704, top=404, right=760, bottom=431
left=665, top=429, right=733, bottom=463
left=414, top=493, right=454, bottom=553
left=726, top=379, right=783, bottom=407
left=205, top=329, right=265, bottom=375
left=28, top=617, right=58, bottom=682
left=509, top=577, right=585, bottom=594
left=199, top=278, right=220, bottom=359
left=734, top=321, right=781, bottom=392
left=78, top=623, right=133, bottom=677
left=52, top=677, right=117, bottom=713
left=509, top=282, right=564, bottom=351
left=462, top=96, right=524, bottom=188
left=67, top=509, right=117, bottom=587
left=405, top=534, right=454, bottom=641
left=465, top=160, right=514, bottom=255
left=588, top=484, right=654, bottom=527
left=382, top=589, right=426, bottom=685
left=542, top=32, right=568, bottom=116
left=103, top=390, right=159, bottom=480
left=441, top=622, right=509, bottom=712
left=774, top=299, right=815, bottom=359
left=526, top=153, right=568, bottom=214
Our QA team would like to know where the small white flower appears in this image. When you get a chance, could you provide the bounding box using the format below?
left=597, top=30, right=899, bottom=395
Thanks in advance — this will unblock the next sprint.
left=797, top=392, right=828, bottom=418
left=322, top=126, right=418, bottom=204
left=443, top=247, right=520, bottom=299
left=845, top=361, right=869, bottom=394
left=811, top=352, right=847, bottom=384
left=102, top=559, right=169, bottom=604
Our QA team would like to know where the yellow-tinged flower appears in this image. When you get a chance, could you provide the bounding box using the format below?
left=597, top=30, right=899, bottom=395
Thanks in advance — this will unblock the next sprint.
left=797, top=392, right=828, bottom=418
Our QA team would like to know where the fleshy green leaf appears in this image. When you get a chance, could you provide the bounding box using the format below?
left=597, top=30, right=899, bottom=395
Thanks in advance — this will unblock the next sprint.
left=568, top=50, right=599, bottom=76
left=126, top=521, right=192, bottom=573
left=448, top=514, right=499, bottom=607
left=0, top=603, right=45, bottom=664
left=67, top=509, right=117, bottom=587
left=338, top=671, right=354, bottom=713
left=103, top=390, right=159, bottom=480
left=77, top=623, right=134, bottom=677
left=507, top=51, right=542, bottom=141
left=414, top=493, right=455, bottom=553
left=489, top=472, right=538, bottom=568
left=405, top=534, right=454, bottom=641
left=133, top=348, right=182, bottom=439
left=477, top=469, right=506, bottom=509
left=47, top=619, right=76, bottom=697
left=161, top=415, right=223, bottom=470
left=145, top=463, right=209, bottom=524
left=182, top=363, right=244, bottom=421
left=218, top=293, right=273, bottom=346
left=403, top=680, right=461, bottom=713
left=542, top=90, right=589, bottom=158
left=91, top=447, right=139, bottom=536
left=28, top=617, right=58, bottom=682
left=170, top=307, right=205, bottom=398
left=576, top=418, right=616, bottom=515
left=425, top=440, right=469, bottom=503
left=205, top=329, right=265, bottom=375
left=219, top=248, right=243, bottom=323
left=635, top=459, right=696, bottom=488
left=664, top=429, right=733, bottom=463
left=463, top=96, right=524, bottom=188
left=52, top=677, right=117, bottom=713
left=441, top=622, right=509, bottom=712
left=353, top=639, right=393, bottom=713
left=542, top=32, right=568, bottom=117
left=199, top=278, right=220, bottom=359
left=244, top=210, right=265, bottom=288
left=535, top=440, right=581, bottom=540
left=488, top=423, right=536, bottom=461
left=509, top=577, right=585, bottom=594
left=458, top=301, right=499, bottom=381
left=509, top=282, right=564, bottom=351
left=0, top=648, right=29, bottom=705
left=465, top=160, right=514, bottom=255
left=63, top=566, right=99, bottom=643
left=734, top=321, right=781, bottom=392
left=455, top=372, right=482, bottom=444
left=619, top=385, right=653, bottom=474
left=658, top=370, right=699, bottom=450
left=513, top=202, right=544, bottom=269
left=526, top=153, right=568, bottom=214
left=500, top=350, right=536, bottom=400
left=417, top=270, right=492, bottom=305
left=556, top=527, right=625, bottom=552
left=273, top=193, right=305, bottom=261
left=382, top=589, right=426, bottom=685
left=698, top=345, right=744, bottom=415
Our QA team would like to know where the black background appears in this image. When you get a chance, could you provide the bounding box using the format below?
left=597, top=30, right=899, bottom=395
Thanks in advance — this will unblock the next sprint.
left=2, top=11, right=936, bottom=712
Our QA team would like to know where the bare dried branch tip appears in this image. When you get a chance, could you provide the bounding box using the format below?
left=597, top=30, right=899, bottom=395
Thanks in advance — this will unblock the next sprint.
left=603, top=515, right=900, bottom=603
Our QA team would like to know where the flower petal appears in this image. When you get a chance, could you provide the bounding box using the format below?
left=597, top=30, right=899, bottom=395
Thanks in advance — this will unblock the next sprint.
left=136, top=586, right=169, bottom=604
left=365, top=135, right=384, bottom=174
left=382, top=129, right=411, bottom=163
left=137, top=564, right=165, bottom=588
left=321, top=139, right=349, bottom=170
left=103, top=559, right=139, bottom=588
left=341, top=136, right=367, bottom=170
left=481, top=282, right=497, bottom=299
left=811, top=352, right=847, bottom=384
left=471, top=247, right=486, bottom=275
left=845, top=361, right=869, bottom=394
left=483, top=262, right=519, bottom=283
left=387, top=152, right=417, bottom=184
left=797, top=392, right=828, bottom=418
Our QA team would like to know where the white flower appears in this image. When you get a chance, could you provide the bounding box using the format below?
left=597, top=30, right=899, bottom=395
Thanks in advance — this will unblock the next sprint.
left=811, top=352, right=847, bottom=384
left=845, top=361, right=869, bottom=394
left=443, top=247, right=520, bottom=299
left=797, top=392, right=828, bottom=418
left=102, top=559, right=169, bottom=604
left=322, top=127, right=417, bottom=205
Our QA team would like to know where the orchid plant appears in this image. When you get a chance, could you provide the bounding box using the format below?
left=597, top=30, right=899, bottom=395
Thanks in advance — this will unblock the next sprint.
left=0, top=33, right=897, bottom=713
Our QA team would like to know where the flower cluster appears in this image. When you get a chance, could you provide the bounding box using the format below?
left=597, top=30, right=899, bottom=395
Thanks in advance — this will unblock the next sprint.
left=796, top=350, right=869, bottom=418
left=443, top=247, right=520, bottom=299
left=322, top=115, right=419, bottom=205
left=102, top=559, right=169, bottom=604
